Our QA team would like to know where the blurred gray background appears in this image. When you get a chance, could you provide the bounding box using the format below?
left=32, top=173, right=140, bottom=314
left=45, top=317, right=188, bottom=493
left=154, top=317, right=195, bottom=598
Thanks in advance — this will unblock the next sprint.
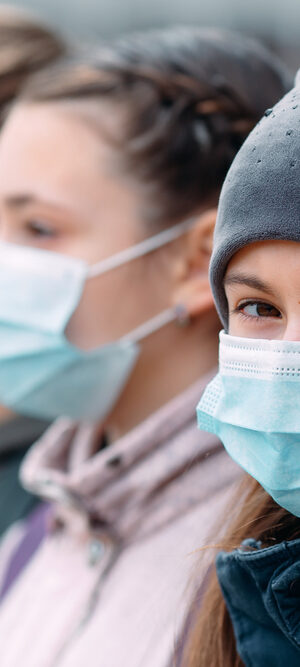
left=3, top=0, right=300, bottom=70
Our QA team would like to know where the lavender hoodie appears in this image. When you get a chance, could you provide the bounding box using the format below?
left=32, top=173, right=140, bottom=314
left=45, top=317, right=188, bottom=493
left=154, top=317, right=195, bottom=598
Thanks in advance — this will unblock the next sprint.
left=0, top=375, right=240, bottom=667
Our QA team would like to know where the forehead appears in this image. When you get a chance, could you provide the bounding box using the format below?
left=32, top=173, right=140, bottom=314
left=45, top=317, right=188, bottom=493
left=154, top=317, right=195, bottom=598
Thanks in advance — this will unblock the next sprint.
left=0, top=101, right=144, bottom=238
left=226, top=240, right=300, bottom=276
left=0, top=101, right=125, bottom=212
left=0, top=102, right=105, bottom=176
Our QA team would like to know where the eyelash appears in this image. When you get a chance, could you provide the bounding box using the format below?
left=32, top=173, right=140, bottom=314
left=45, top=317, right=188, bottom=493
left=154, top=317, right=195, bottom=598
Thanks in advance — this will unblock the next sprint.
left=232, top=300, right=282, bottom=322
left=25, top=220, right=57, bottom=238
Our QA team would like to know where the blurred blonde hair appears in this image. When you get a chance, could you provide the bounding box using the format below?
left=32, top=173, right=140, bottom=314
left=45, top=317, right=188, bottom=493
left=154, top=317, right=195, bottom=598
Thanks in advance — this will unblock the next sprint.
left=0, top=5, right=66, bottom=109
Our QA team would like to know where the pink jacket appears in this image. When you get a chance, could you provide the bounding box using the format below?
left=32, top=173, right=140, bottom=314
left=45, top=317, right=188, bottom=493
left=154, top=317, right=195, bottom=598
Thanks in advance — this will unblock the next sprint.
left=0, top=375, right=240, bottom=667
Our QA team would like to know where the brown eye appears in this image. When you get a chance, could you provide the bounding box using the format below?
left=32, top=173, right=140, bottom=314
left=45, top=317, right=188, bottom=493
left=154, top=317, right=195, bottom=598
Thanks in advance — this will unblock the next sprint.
left=242, top=302, right=281, bottom=318
left=26, top=220, right=56, bottom=238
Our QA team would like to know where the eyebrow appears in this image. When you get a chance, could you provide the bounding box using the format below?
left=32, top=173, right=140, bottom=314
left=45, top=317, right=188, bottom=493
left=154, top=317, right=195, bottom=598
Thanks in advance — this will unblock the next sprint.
left=224, top=273, right=277, bottom=297
left=6, top=194, right=42, bottom=208
left=5, top=194, right=68, bottom=214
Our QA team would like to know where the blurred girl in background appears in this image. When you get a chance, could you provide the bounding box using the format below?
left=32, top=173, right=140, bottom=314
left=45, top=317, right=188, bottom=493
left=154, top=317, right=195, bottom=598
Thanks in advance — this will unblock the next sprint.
left=0, top=4, right=67, bottom=538
left=0, top=27, right=291, bottom=667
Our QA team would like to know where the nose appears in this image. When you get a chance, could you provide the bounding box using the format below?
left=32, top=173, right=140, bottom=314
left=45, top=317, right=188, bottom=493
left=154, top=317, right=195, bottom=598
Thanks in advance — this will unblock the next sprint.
left=282, top=317, right=300, bottom=342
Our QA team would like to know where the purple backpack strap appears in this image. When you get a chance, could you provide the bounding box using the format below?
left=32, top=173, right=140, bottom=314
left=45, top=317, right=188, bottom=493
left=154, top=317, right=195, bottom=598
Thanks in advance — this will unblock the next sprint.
left=0, top=503, right=50, bottom=601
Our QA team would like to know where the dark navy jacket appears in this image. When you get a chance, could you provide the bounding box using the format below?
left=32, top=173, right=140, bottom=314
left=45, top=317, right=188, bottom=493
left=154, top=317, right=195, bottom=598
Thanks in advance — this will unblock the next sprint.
left=216, top=538, right=300, bottom=666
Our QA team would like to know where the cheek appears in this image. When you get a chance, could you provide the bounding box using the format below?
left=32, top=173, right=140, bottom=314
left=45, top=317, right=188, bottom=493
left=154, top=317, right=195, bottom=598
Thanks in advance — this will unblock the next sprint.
left=228, top=311, right=285, bottom=340
left=227, top=313, right=253, bottom=337
left=227, top=317, right=241, bottom=336
left=64, top=264, right=148, bottom=350
left=65, top=276, right=118, bottom=350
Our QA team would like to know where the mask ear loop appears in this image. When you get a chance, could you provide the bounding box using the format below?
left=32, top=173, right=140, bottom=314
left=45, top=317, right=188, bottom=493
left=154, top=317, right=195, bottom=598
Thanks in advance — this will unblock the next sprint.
left=87, top=217, right=195, bottom=279
left=87, top=219, right=194, bottom=344
left=121, top=304, right=190, bottom=345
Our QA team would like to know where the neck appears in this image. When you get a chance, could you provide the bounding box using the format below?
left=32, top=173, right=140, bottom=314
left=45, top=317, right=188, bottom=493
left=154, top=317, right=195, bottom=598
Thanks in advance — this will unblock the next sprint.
left=105, top=310, right=220, bottom=440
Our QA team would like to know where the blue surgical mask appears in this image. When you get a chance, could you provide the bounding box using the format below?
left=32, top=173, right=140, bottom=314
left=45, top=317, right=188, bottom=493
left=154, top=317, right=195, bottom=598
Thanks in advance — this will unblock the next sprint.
left=0, top=219, right=193, bottom=422
left=197, top=331, right=300, bottom=517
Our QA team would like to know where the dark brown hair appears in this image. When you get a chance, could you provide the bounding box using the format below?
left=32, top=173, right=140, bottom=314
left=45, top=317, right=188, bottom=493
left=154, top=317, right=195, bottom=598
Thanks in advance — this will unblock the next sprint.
left=19, top=26, right=291, bottom=226
left=180, top=474, right=300, bottom=667
left=0, top=6, right=66, bottom=109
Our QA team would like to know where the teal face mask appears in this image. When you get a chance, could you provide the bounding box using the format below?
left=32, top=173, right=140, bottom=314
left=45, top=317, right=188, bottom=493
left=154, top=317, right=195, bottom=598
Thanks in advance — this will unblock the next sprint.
left=197, top=331, right=300, bottom=517
left=0, top=219, right=192, bottom=422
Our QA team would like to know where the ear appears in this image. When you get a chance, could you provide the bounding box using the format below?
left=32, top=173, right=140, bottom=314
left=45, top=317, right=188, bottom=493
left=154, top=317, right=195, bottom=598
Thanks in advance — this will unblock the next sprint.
left=172, top=208, right=217, bottom=318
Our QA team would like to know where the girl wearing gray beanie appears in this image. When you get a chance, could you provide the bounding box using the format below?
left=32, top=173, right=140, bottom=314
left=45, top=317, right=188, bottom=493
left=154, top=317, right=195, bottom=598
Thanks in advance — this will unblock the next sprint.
left=183, top=80, right=300, bottom=666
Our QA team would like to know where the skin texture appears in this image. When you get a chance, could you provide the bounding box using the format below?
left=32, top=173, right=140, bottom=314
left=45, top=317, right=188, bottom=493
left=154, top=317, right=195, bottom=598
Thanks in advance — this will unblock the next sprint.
left=225, top=240, right=300, bottom=340
left=0, top=101, right=220, bottom=437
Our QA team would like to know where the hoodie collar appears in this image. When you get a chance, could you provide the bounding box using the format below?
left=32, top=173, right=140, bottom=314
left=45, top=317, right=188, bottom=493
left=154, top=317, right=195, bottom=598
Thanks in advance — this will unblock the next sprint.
left=21, top=373, right=220, bottom=544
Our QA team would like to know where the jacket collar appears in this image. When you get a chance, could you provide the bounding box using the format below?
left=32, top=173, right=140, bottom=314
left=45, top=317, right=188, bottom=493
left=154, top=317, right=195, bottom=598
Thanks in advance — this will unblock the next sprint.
left=217, top=537, right=300, bottom=665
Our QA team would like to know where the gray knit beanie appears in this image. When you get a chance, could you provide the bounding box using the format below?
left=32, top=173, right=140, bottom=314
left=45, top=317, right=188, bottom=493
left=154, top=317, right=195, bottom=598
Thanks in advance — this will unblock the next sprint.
left=210, top=81, right=300, bottom=328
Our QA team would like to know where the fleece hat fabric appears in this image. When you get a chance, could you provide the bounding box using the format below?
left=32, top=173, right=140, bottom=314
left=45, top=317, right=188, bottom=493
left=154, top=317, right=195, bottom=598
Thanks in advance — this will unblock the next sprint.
left=210, top=82, right=300, bottom=328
